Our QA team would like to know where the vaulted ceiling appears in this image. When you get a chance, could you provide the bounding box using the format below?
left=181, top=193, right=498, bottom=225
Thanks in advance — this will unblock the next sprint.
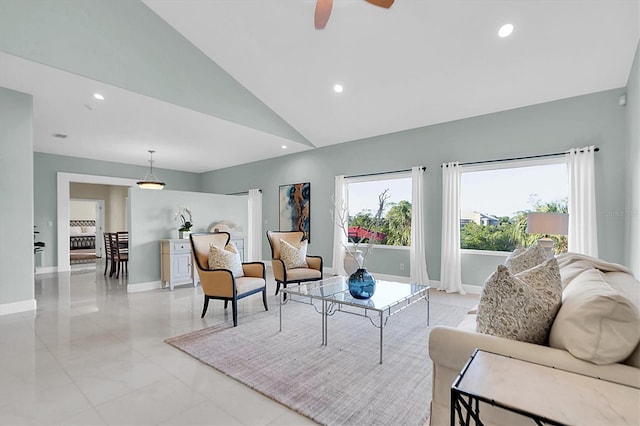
left=0, top=0, right=638, bottom=173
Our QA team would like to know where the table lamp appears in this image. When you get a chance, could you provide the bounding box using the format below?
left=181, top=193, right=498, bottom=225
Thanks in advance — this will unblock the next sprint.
left=526, top=212, right=569, bottom=258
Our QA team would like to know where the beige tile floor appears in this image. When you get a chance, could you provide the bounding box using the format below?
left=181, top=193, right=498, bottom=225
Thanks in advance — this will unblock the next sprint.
left=0, top=262, right=478, bottom=425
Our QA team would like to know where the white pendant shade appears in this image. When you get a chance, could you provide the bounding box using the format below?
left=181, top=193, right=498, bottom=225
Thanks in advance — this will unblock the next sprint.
left=137, top=150, right=165, bottom=190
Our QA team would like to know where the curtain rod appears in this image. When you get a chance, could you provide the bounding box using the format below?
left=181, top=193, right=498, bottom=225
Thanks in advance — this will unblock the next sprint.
left=226, top=189, right=262, bottom=196
left=346, top=166, right=426, bottom=179
left=441, top=147, right=600, bottom=168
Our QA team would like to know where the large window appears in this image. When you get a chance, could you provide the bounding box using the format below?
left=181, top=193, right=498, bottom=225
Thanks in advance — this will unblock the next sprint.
left=347, top=173, right=412, bottom=247
left=460, top=159, right=568, bottom=252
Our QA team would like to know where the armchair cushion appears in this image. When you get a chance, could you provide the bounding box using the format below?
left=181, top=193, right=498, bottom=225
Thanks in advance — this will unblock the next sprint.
left=280, top=239, right=309, bottom=269
left=286, top=268, right=322, bottom=281
left=209, top=243, right=244, bottom=278
left=236, top=276, right=266, bottom=295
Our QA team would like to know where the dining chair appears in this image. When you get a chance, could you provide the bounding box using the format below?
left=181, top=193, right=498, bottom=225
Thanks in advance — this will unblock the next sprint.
left=113, top=231, right=129, bottom=278
left=103, top=232, right=114, bottom=276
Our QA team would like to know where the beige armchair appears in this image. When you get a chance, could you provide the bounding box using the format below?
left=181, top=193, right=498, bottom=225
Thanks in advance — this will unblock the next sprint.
left=266, top=231, right=323, bottom=297
left=190, top=232, right=267, bottom=326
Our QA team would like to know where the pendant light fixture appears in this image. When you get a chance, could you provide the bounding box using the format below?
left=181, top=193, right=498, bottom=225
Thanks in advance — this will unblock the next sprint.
left=137, top=150, right=165, bottom=190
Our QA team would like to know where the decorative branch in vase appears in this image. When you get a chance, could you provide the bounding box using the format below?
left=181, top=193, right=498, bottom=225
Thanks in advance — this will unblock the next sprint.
left=333, top=189, right=390, bottom=299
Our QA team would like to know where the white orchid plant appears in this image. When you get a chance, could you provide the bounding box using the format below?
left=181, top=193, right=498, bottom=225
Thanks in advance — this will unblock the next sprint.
left=333, top=189, right=389, bottom=269
left=175, top=206, right=193, bottom=232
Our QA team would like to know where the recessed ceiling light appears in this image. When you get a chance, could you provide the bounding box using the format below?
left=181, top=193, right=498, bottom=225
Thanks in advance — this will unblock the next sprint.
left=333, top=84, right=344, bottom=93
left=498, top=23, right=514, bottom=38
left=282, top=145, right=287, bottom=149
left=93, top=93, right=104, bottom=100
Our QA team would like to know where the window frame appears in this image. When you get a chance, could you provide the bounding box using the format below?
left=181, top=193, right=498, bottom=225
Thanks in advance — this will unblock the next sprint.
left=345, top=171, right=412, bottom=250
left=459, top=155, right=568, bottom=254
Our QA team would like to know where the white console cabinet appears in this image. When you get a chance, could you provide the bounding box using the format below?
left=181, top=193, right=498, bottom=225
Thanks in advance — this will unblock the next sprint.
left=160, top=239, right=199, bottom=290
left=230, top=238, right=244, bottom=261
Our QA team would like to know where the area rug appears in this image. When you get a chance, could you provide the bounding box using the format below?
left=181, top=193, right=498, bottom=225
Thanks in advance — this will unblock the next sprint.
left=166, top=298, right=469, bottom=425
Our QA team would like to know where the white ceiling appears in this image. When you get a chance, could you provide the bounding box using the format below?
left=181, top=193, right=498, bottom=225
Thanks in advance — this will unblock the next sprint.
left=1, top=0, right=639, bottom=173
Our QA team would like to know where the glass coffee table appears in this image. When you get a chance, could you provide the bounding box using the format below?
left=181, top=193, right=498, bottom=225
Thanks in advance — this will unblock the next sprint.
left=279, top=275, right=430, bottom=364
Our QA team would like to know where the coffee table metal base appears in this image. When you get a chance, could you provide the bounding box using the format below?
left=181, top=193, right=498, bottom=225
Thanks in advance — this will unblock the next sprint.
left=279, top=277, right=430, bottom=364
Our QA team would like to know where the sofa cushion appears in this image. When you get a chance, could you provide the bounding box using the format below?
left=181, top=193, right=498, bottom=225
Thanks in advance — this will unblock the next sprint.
left=208, top=242, right=244, bottom=278
left=504, top=243, right=548, bottom=274
left=280, top=239, right=309, bottom=269
left=549, top=269, right=640, bottom=365
left=477, top=258, right=562, bottom=344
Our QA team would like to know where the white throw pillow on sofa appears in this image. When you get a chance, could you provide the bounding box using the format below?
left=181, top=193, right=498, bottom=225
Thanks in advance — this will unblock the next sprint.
left=477, top=258, right=562, bottom=344
left=504, top=243, right=548, bottom=274
left=549, top=268, right=640, bottom=365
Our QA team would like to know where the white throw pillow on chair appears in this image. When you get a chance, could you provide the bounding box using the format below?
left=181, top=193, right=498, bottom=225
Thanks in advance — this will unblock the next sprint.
left=280, top=239, right=309, bottom=269
left=208, top=242, right=244, bottom=278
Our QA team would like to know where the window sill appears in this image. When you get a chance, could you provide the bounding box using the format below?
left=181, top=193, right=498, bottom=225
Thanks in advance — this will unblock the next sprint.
left=347, top=243, right=409, bottom=251
left=460, top=249, right=512, bottom=257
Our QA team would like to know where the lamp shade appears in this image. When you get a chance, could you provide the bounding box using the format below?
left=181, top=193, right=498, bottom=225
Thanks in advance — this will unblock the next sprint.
left=526, top=212, right=569, bottom=235
left=137, top=150, right=165, bottom=190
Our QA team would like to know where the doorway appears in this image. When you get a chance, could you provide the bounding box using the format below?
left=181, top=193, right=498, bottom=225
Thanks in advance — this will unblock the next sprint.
left=69, top=199, right=105, bottom=265
left=57, top=173, right=137, bottom=272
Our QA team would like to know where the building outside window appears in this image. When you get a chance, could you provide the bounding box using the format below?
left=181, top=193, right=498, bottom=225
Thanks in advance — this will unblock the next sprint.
left=347, top=173, right=412, bottom=247
left=460, top=158, right=569, bottom=253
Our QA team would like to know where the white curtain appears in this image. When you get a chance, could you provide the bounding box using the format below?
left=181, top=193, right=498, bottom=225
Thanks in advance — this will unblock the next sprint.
left=247, top=189, right=262, bottom=262
left=568, top=146, right=598, bottom=257
left=331, top=175, right=348, bottom=276
left=410, top=166, right=430, bottom=285
left=439, top=162, right=465, bottom=294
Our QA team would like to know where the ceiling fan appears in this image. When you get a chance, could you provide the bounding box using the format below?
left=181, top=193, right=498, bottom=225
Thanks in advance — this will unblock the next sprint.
left=314, top=0, right=394, bottom=30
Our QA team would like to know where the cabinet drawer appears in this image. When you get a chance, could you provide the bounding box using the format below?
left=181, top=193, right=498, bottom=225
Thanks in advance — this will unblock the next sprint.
left=172, top=242, right=190, bottom=252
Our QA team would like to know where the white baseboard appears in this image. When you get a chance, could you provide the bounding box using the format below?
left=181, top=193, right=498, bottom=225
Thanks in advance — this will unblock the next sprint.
left=370, top=272, right=411, bottom=283
left=127, top=281, right=164, bottom=293
left=35, top=266, right=58, bottom=275
left=400, top=279, right=483, bottom=294
left=462, top=284, right=483, bottom=294
left=0, top=299, right=37, bottom=316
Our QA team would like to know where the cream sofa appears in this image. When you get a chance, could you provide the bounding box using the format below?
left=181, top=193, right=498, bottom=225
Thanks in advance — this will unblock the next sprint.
left=428, top=253, right=640, bottom=425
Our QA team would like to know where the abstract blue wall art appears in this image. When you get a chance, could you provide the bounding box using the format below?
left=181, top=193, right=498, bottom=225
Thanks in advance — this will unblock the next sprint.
left=279, top=182, right=311, bottom=242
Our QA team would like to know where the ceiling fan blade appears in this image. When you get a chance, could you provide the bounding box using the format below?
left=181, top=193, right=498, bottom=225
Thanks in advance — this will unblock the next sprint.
left=365, top=0, right=394, bottom=8
left=314, top=0, right=333, bottom=29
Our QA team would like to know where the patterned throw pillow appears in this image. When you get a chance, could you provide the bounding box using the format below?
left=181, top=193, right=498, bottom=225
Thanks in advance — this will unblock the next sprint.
left=208, top=242, right=244, bottom=278
left=504, top=243, right=548, bottom=274
left=280, top=239, right=309, bottom=269
left=476, top=258, right=562, bottom=344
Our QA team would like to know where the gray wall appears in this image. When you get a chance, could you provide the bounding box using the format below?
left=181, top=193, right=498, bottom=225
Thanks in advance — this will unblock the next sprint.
left=625, top=42, right=640, bottom=277
left=128, top=188, right=247, bottom=284
left=34, top=152, right=201, bottom=268
left=70, top=183, right=129, bottom=232
left=202, top=88, right=630, bottom=286
left=0, top=0, right=307, bottom=145
left=0, top=88, right=34, bottom=307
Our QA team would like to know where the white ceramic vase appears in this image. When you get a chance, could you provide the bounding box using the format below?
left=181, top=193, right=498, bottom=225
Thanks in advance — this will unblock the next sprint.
left=344, top=250, right=364, bottom=276
left=179, top=230, right=191, bottom=239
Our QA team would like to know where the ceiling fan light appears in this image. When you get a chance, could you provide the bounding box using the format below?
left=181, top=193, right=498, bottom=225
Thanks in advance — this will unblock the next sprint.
left=498, top=23, right=514, bottom=38
left=137, top=150, right=165, bottom=190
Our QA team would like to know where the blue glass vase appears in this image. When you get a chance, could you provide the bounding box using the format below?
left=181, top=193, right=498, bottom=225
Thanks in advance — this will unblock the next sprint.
left=348, top=268, right=376, bottom=299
